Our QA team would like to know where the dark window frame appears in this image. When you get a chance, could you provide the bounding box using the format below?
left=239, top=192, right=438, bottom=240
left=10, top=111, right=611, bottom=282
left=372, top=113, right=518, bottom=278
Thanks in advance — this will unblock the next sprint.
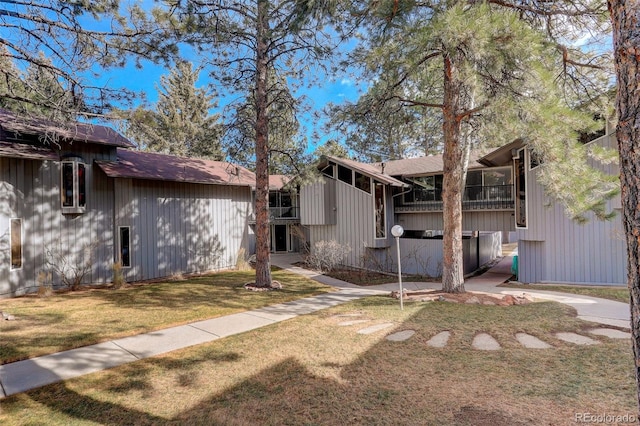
left=118, top=226, right=131, bottom=268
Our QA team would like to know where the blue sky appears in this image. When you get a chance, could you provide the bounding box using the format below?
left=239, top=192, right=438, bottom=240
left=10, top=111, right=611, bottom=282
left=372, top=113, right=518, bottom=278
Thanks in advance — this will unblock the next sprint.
left=92, top=48, right=364, bottom=154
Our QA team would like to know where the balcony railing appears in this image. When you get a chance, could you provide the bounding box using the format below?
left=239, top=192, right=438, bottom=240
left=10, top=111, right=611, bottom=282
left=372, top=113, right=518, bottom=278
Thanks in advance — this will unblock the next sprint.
left=269, top=206, right=299, bottom=219
left=395, top=184, right=514, bottom=212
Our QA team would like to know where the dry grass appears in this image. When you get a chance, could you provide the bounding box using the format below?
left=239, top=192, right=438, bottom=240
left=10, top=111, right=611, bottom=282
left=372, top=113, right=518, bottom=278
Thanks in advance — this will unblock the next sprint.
left=0, top=298, right=635, bottom=425
left=0, top=268, right=331, bottom=364
left=500, top=282, right=629, bottom=303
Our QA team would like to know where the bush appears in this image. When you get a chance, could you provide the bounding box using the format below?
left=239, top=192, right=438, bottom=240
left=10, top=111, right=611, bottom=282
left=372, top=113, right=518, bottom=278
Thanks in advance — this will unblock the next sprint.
left=306, top=240, right=351, bottom=273
left=112, top=261, right=126, bottom=289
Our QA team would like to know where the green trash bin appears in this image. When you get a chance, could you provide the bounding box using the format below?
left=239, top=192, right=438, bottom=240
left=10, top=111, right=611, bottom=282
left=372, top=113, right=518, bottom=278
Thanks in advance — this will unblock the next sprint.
left=511, top=255, right=518, bottom=279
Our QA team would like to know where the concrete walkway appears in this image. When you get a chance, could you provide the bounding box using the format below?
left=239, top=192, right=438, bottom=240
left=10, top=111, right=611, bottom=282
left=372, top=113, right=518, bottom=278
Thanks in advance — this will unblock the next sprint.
left=0, top=253, right=630, bottom=398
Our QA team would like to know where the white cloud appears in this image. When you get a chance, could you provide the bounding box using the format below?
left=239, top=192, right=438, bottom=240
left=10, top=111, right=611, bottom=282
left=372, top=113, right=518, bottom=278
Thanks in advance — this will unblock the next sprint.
left=340, top=78, right=352, bottom=86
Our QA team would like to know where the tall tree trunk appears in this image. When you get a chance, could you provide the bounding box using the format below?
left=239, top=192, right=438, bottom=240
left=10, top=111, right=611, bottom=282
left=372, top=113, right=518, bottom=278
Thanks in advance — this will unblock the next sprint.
left=441, top=52, right=466, bottom=293
left=609, top=0, right=640, bottom=412
left=253, top=0, right=272, bottom=287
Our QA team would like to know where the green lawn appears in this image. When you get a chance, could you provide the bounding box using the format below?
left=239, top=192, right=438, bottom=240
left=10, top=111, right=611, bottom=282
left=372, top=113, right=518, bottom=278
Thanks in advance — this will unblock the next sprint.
left=0, top=298, right=634, bottom=425
left=0, top=268, right=332, bottom=364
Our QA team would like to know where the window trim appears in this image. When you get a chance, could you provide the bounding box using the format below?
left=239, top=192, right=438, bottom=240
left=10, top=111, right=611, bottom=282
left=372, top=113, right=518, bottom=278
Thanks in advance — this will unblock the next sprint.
left=374, top=182, right=386, bottom=239
left=118, top=226, right=132, bottom=268
left=10, top=218, right=22, bottom=270
left=514, top=148, right=528, bottom=229
left=60, top=157, right=87, bottom=214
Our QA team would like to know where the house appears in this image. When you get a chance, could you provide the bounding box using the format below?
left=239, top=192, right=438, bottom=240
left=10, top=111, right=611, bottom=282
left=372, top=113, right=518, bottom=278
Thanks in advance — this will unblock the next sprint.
left=480, top=129, right=626, bottom=286
left=0, top=109, right=254, bottom=297
left=300, top=154, right=506, bottom=276
left=300, top=135, right=625, bottom=285
left=247, top=175, right=304, bottom=254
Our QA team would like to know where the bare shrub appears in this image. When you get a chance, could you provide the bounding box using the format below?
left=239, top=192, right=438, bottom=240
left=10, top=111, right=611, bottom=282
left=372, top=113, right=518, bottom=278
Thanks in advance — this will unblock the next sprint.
left=112, top=261, right=126, bottom=289
left=306, top=240, right=351, bottom=273
left=45, top=241, right=98, bottom=291
left=235, top=247, right=252, bottom=271
left=37, top=270, right=53, bottom=297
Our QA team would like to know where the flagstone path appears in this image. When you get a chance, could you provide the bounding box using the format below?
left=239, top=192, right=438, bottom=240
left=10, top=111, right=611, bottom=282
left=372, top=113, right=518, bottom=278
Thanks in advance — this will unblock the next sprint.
left=330, top=313, right=630, bottom=350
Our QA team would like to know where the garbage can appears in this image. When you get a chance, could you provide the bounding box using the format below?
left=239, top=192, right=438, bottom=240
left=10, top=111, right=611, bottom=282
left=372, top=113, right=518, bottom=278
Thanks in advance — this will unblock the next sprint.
left=511, top=255, right=518, bottom=279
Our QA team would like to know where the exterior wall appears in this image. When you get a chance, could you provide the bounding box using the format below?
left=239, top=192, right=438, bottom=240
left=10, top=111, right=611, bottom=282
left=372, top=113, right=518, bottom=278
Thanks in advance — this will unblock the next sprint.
left=396, top=210, right=514, bottom=242
left=300, top=179, right=336, bottom=225
left=516, top=134, right=626, bottom=285
left=0, top=145, right=116, bottom=297
left=306, top=179, right=382, bottom=268
left=114, top=179, right=252, bottom=282
left=365, top=231, right=502, bottom=277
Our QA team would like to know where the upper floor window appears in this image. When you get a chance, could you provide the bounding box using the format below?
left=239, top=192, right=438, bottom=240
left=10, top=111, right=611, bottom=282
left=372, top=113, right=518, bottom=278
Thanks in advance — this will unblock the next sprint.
left=61, top=157, right=86, bottom=214
left=337, top=165, right=353, bottom=185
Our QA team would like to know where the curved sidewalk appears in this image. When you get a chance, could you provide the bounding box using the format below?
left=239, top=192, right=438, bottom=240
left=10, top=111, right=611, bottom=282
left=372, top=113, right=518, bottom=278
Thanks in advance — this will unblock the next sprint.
left=0, top=254, right=630, bottom=398
left=271, top=253, right=630, bottom=329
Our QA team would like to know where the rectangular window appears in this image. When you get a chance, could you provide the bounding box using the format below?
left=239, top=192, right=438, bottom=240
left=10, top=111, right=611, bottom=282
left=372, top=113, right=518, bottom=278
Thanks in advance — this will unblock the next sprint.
left=354, top=172, right=371, bottom=193
left=61, top=159, right=87, bottom=213
left=374, top=182, right=386, bottom=238
left=62, top=162, right=74, bottom=207
left=337, top=165, right=353, bottom=185
left=514, top=149, right=527, bottom=228
left=119, top=226, right=131, bottom=268
left=10, top=218, right=22, bottom=269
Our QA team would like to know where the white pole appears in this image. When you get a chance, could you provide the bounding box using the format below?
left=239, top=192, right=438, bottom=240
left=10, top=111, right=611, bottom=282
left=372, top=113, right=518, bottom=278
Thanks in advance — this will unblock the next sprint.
left=396, top=235, right=403, bottom=310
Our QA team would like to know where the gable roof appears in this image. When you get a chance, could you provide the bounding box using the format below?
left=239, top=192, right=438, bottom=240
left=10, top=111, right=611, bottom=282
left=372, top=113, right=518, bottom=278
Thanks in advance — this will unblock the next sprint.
left=0, top=108, right=134, bottom=148
left=322, top=155, right=409, bottom=187
left=96, top=149, right=255, bottom=187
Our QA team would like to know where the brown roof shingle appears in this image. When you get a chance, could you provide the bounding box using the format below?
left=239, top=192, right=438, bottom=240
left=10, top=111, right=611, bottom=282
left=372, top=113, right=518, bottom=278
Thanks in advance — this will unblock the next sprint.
left=96, top=149, right=255, bottom=187
left=0, top=108, right=134, bottom=148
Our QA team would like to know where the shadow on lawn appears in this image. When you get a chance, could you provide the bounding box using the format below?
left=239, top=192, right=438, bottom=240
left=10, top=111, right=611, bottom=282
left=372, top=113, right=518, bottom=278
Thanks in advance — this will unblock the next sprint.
left=9, top=303, right=569, bottom=425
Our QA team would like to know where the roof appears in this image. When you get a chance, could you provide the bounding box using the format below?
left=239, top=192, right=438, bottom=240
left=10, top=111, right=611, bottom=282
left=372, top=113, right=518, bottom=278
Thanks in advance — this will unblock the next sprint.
left=96, top=149, right=256, bottom=187
left=269, top=175, right=292, bottom=190
left=0, top=108, right=134, bottom=148
left=477, top=140, right=525, bottom=167
left=322, top=155, right=409, bottom=187
left=379, top=152, right=485, bottom=178
left=0, top=141, right=58, bottom=161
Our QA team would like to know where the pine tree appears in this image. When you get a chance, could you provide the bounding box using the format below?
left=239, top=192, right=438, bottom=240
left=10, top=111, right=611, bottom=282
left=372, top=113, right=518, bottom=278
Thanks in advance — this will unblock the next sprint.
left=126, top=62, right=224, bottom=160
left=0, top=1, right=176, bottom=118
left=169, top=0, right=337, bottom=288
left=345, top=0, right=615, bottom=293
left=608, top=0, right=640, bottom=412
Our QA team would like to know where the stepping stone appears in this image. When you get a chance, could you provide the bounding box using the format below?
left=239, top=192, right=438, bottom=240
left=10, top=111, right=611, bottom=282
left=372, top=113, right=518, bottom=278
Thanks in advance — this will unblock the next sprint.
left=426, top=331, right=451, bottom=348
left=338, top=320, right=370, bottom=326
left=515, top=332, right=552, bottom=349
left=386, top=330, right=415, bottom=342
left=588, top=328, right=631, bottom=339
left=555, top=332, right=600, bottom=345
left=472, top=333, right=501, bottom=351
left=357, top=323, right=394, bottom=335
left=333, top=313, right=363, bottom=318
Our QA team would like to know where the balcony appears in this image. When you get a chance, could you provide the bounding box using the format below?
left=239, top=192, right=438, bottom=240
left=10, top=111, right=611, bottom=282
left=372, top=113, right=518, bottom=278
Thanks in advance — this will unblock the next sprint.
left=395, top=184, right=514, bottom=212
left=249, top=206, right=300, bottom=224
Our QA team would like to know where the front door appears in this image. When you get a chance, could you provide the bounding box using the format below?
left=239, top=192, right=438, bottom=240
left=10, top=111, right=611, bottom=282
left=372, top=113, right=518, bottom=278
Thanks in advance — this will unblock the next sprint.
left=272, top=224, right=288, bottom=252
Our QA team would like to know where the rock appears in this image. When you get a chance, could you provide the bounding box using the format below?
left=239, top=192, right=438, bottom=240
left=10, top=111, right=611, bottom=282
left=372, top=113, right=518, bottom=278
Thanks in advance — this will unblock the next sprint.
left=2, top=311, right=15, bottom=321
left=386, top=330, right=416, bottom=342
left=472, top=333, right=501, bottom=350
left=426, top=331, right=451, bottom=348
left=499, top=295, right=516, bottom=306
left=464, top=296, right=480, bottom=304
